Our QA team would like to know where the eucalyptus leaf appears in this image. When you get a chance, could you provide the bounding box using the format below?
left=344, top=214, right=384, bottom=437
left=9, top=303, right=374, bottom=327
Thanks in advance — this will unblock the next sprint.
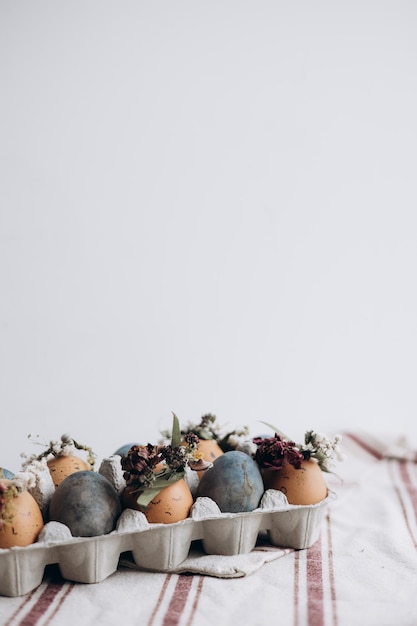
left=136, top=470, right=185, bottom=510
left=137, top=486, right=165, bottom=510
left=171, top=412, right=181, bottom=448
left=259, top=421, right=289, bottom=440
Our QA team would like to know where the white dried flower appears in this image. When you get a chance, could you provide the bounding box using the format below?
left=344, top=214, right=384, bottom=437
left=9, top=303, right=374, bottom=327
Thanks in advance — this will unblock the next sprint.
left=236, top=440, right=257, bottom=456
left=300, top=431, right=345, bottom=472
left=22, top=434, right=96, bottom=469
left=10, top=471, right=36, bottom=493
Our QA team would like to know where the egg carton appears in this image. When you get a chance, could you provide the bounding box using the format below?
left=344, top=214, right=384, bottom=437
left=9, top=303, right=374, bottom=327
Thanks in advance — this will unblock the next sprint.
left=0, top=490, right=335, bottom=597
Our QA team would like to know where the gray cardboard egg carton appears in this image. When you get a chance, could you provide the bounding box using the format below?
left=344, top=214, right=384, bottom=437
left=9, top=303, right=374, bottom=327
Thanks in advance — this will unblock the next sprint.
left=0, top=457, right=336, bottom=597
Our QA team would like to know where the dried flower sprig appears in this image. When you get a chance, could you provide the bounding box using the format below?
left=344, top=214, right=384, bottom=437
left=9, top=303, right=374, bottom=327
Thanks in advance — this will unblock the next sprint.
left=0, top=482, right=18, bottom=530
left=161, top=413, right=254, bottom=455
left=299, top=431, right=344, bottom=472
left=122, top=444, right=163, bottom=490
left=0, top=472, right=37, bottom=530
left=122, top=413, right=211, bottom=509
left=21, top=434, right=96, bottom=470
left=160, top=413, right=222, bottom=442
left=253, top=423, right=344, bottom=474
left=218, top=426, right=257, bottom=455
left=253, top=435, right=305, bottom=471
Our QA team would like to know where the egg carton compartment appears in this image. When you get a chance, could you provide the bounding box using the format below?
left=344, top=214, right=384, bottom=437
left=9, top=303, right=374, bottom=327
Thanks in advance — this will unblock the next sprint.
left=0, top=490, right=335, bottom=597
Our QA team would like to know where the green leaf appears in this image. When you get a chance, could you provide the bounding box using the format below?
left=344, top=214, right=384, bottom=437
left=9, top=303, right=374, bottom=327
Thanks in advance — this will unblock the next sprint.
left=171, top=412, right=181, bottom=448
left=258, top=421, right=289, bottom=440
left=136, top=470, right=185, bottom=510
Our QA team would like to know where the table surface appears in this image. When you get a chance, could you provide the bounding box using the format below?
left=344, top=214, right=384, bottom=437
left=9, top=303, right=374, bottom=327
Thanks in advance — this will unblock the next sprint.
left=1, top=431, right=417, bottom=626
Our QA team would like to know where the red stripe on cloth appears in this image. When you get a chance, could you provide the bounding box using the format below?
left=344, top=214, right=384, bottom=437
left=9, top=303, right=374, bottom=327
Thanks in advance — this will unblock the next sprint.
left=389, top=461, right=417, bottom=549
left=344, top=433, right=384, bottom=460
left=43, top=583, right=74, bottom=626
left=398, top=461, right=417, bottom=522
left=4, top=588, right=38, bottom=626
left=148, top=574, right=172, bottom=626
left=326, top=513, right=338, bottom=626
left=306, top=538, right=324, bottom=626
left=17, top=579, right=68, bottom=626
left=162, top=575, right=194, bottom=626
left=293, top=550, right=300, bottom=626
left=185, top=576, right=204, bottom=626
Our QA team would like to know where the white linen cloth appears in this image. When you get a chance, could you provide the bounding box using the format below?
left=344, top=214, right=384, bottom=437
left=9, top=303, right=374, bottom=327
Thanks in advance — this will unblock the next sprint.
left=120, top=539, right=293, bottom=578
left=0, top=430, right=416, bottom=626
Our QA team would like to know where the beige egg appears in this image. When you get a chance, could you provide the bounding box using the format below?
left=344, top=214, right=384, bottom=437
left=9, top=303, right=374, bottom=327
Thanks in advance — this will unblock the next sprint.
left=262, top=459, right=328, bottom=505
left=194, top=439, right=224, bottom=479
left=0, top=480, right=44, bottom=548
left=197, top=439, right=224, bottom=463
left=123, top=478, right=193, bottom=524
left=47, top=455, right=91, bottom=488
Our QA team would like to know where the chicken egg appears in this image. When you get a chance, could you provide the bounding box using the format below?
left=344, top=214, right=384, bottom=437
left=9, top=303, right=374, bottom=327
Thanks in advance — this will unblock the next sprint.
left=47, top=455, right=91, bottom=488
left=123, top=478, right=193, bottom=524
left=0, top=480, right=44, bottom=549
left=262, top=459, right=328, bottom=505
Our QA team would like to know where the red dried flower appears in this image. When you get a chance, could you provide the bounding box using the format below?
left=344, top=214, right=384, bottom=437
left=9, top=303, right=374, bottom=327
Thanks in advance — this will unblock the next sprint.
left=253, top=434, right=304, bottom=470
left=121, top=444, right=163, bottom=488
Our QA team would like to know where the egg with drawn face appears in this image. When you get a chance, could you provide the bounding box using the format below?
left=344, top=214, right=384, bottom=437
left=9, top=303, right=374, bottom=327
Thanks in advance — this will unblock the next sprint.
left=262, top=459, right=328, bottom=505
left=122, top=478, right=193, bottom=524
left=0, top=479, right=44, bottom=549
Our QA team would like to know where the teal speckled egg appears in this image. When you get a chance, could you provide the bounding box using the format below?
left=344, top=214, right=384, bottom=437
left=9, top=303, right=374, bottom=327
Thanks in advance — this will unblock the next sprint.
left=49, top=471, right=121, bottom=537
left=0, top=468, right=14, bottom=479
left=196, top=450, right=264, bottom=513
left=114, top=443, right=141, bottom=457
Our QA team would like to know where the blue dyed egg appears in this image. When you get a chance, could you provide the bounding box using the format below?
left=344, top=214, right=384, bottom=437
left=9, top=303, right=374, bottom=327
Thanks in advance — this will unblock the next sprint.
left=114, top=443, right=140, bottom=457
left=196, top=450, right=264, bottom=513
left=0, top=468, right=14, bottom=479
left=49, top=471, right=121, bottom=537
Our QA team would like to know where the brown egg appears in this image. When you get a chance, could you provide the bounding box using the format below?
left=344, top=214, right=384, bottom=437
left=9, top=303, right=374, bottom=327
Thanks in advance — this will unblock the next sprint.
left=197, top=439, right=224, bottom=463
left=195, top=439, right=224, bottom=479
left=47, top=455, right=91, bottom=488
left=123, top=478, right=193, bottom=524
left=0, top=480, right=44, bottom=548
left=262, top=459, right=328, bottom=505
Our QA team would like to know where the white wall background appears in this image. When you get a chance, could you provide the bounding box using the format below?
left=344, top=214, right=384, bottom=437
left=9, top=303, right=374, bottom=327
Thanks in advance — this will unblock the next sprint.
left=1, top=1, right=416, bottom=472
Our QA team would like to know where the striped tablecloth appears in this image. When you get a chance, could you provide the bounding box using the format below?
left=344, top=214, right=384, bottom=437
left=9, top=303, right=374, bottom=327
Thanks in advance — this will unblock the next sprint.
left=1, top=431, right=416, bottom=626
